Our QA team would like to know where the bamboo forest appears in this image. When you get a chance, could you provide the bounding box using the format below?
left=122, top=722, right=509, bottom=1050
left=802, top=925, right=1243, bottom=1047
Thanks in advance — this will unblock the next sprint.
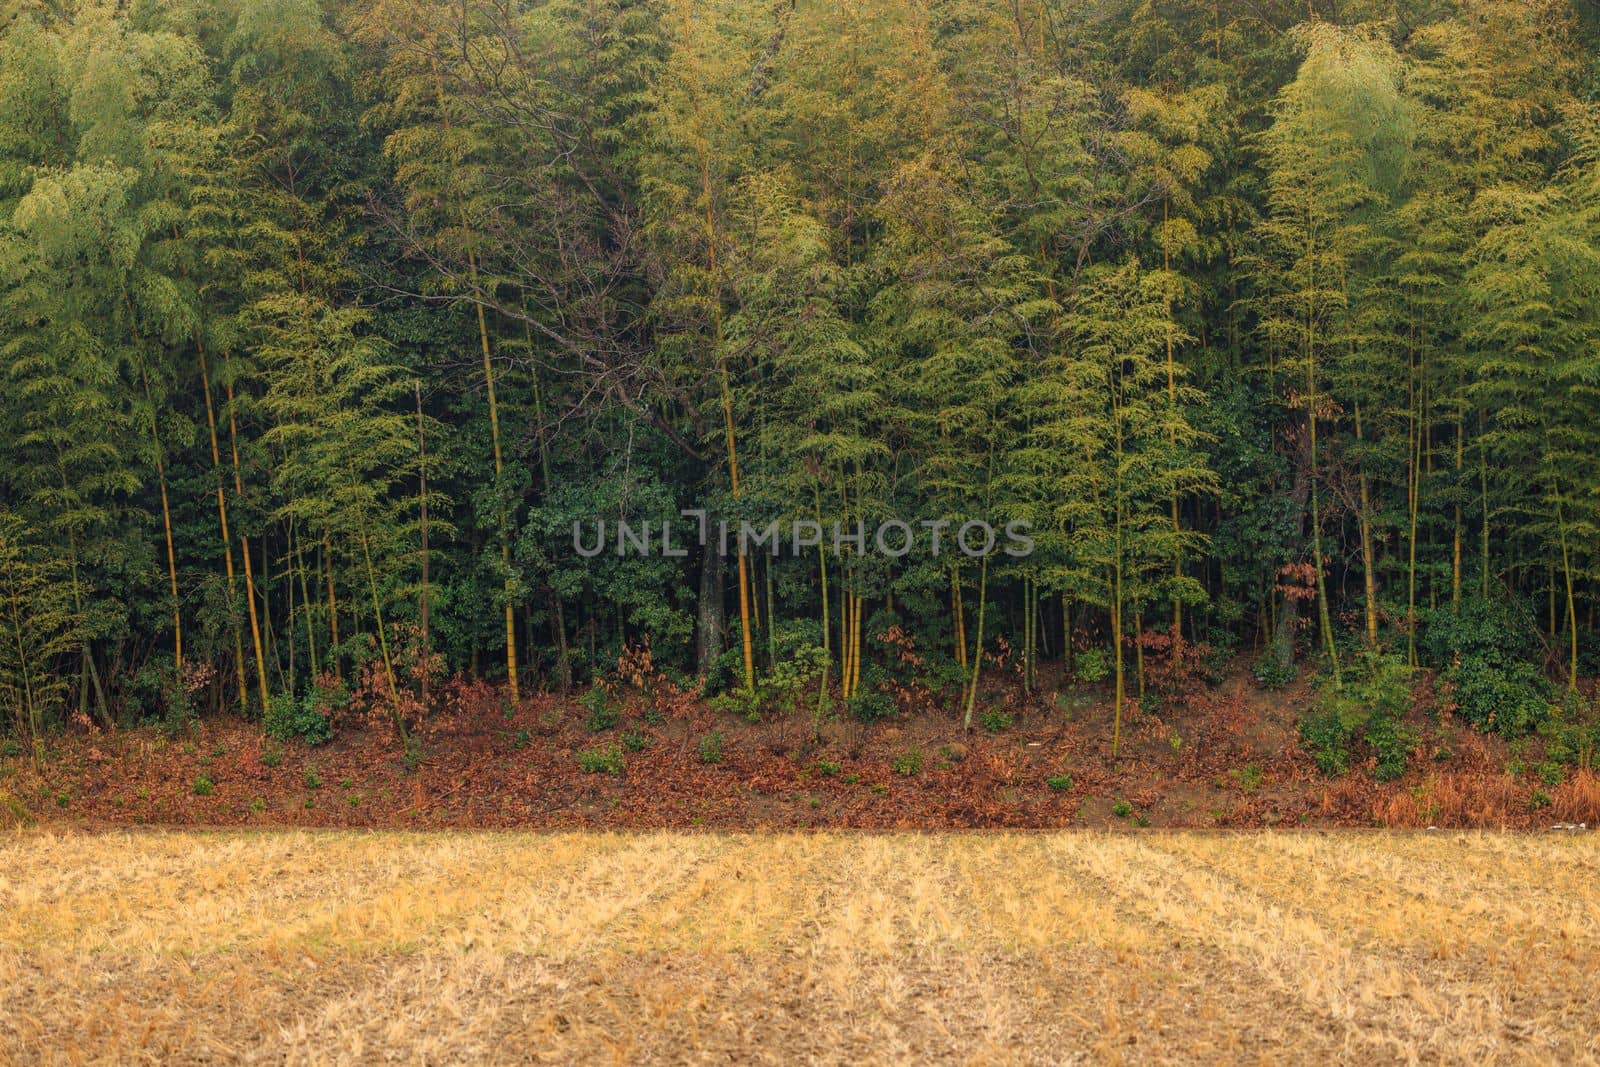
left=3, top=0, right=1600, bottom=825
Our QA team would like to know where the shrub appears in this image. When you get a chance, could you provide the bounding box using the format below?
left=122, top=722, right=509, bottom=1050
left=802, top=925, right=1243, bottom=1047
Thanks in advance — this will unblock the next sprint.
left=891, top=751, right=923, bottom=777
left=815, top=759, right=842, bottom=778
left=1075, top=647, right=1110, bottom=684
left=1253, top=655, right=1295, bottom=691
left=698, top=729, right=724, bottom=765
left=702, top=646, right=745, bottom=698
left=1112, top=799, right=1133, bottom=818
left=192, top=775, right=215, bottom=797
left=580, top=686, right=619, bottom=732
left=1300, top=653, right=1418, bottom=781
left=1419, top=594, right=1537, bottom=669
left=708, top=687, right=761, bottom=722
left=1300, top=707, right=1358, bottom=776
left=909, top=651, right=968, bottom=700
left=1364, top=711, right=1414, bottom=783
left=1232, top=764, right=1263, bottom=794
left=846, top=672, right=895, bottom=724
left=757, top=641, right=828, bottom=720
left=1543, top=717, right=1599, bottom=771
left=1444, top=658, right=1549, bottom=738
left=1421, top=595, right=1550, bottom=739
left=303, top=767, right=321, bottom=790
left=577, top=744, right=623, bottom=774
left=979, top=709, right=1012, bottom=734
left=622, top=730, right=651, bottom=753
left=1046, top=773, right=1073, bottom=792
left=264, top=692, right=334, bottom=746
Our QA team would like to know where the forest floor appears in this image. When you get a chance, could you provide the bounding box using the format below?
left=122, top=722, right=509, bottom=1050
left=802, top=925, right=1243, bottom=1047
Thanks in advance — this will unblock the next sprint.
left=3, top=668, right=1599, bottom=832
left=2, top=828, right=1598, bottom=1064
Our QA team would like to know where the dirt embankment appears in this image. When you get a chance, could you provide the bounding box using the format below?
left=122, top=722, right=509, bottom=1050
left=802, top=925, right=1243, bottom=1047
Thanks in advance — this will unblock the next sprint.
left=6, top=669, right=1597, bottom=831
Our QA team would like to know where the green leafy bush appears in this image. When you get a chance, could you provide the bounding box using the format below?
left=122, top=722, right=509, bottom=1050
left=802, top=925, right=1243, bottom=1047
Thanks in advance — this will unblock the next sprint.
left=698, top=729, right=724, bottom=765
left=1300, top=706, right=1358, bottom=776
left=1253, top=655, right=1296, bottom=691
left=577, top=744, right=623, bottom=774
left=979, top=709, right=1012, bottom=734
left=1422, top=596, right=1550, bottom=738
left=580, top=686, right=619, bottom=732
left=1363, top=709, right=1414, bottom=783
left=891, top=751, right=923, bottom=777
left=1299, top=653, right=1420, bottom=781
left=701, top=646, right=745, bottom=698
left=1046, top=774, right=1073, bottom=792
left=264, top=692, right=333, bottom=746
left=1112, top=799, right=1133, bottom=818
left=846, top=669, right=895, bottom=724
left=1419, top=595, right=1537, bottom=669
left=192, top=774, right=214, bottom=796
left=1542, top=716, right=1599, bottom=771
left=1445, top=658, right=1549, bottom=738
left=1075, top=647, right=1110, bottom=684
left=622, top=730, right=651, bottom=753
left=760, top=641, right=828, bottom=718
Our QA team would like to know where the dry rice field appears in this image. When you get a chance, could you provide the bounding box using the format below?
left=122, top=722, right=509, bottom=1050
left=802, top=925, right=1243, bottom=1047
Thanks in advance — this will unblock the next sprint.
left=1, top=830, right=1597, bottom=1065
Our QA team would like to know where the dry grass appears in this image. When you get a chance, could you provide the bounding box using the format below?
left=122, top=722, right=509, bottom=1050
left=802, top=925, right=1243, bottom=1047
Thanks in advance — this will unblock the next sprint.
left=1, top=830, right=1597, bottom=1065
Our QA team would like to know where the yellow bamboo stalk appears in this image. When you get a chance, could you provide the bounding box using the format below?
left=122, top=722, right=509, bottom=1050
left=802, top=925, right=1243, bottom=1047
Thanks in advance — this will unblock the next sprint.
left=223, top=374, right=270, bottom=711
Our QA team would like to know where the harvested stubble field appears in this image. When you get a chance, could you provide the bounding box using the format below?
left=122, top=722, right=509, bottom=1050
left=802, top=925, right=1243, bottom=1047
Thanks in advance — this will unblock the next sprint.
left=1, top=830, right=1597, bottom=1065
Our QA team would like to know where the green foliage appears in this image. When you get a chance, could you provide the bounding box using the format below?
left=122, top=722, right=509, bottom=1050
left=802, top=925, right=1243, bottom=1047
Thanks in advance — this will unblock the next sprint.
left=1253, top=656, right=1296, bottom=691
left=1112, top=800, right=1133, bottom=818
left=1046, top=774, right=1073, bottom=792
left=0, top=0, right=1596, bottom=769
left=1419, top=597, right=1538, bottom=670
left=846, top=668, right=895, bottom=724
left=1300, top=708, right=1358, bottom=777
left=579, top=686, right=619, bottom=733
left=708, top=687, right=761, bottom=722
left=577, top=744, right=623, bottom=774
left=264, top=692, right=334, bottom=747
left=701, top=648, right=746, bottom=700
left=978, top=710, right=1012, bottom=734
left=1542, top=716, right=1599, bottom=772
left=1301, top=653, right=1418, bottom=781
left=192, top=774, right=214, bottom=796
left=697, top=730, right=724, bottom=765
left=1074, top=649, right=1110, bottom=685
left=621, top=730, right=650, bottom=753
left=891, top=751, right=923, bottom=777
left=1444, top=658, right=1550, bottom=739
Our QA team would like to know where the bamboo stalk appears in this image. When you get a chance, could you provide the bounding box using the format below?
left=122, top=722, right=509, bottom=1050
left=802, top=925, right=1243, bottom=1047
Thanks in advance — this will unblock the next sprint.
left=198, top=344, right=248, bottom=709
left=224, top=374, right=270, bottom=712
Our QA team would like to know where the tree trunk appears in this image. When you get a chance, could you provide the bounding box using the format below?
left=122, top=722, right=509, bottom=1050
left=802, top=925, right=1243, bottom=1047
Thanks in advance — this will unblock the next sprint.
left=696, top=534, right=726, bottom=676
